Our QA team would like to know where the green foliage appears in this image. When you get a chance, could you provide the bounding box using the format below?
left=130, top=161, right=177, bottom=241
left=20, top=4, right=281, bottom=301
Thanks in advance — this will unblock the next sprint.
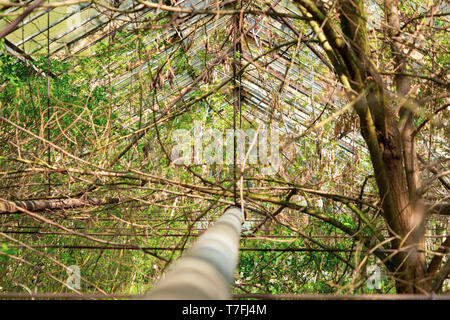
left=0, top=244, right=17, bottom=262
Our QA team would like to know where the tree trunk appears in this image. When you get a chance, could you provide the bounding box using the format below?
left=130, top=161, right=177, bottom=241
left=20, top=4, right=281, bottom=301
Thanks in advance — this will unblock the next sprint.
left=0, top=197, right=119, bottom=214
left=293, top=0, right=436, bottom=293
left=381, top=128, right=429, bottom=293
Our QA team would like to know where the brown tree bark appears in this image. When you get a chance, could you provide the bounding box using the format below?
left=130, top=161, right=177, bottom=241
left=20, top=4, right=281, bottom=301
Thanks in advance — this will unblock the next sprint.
left=0, top=197, right=119, bottom=214
left=292, top=0, right=444, bottom=293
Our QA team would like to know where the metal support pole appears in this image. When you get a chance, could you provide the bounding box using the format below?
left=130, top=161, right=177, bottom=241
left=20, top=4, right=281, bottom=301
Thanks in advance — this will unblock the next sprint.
left=142, top=206, right=243, bottom=300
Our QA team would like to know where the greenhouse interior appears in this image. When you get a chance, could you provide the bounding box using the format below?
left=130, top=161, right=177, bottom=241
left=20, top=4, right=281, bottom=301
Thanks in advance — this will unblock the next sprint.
left=0, top=0, right=448, bottom=300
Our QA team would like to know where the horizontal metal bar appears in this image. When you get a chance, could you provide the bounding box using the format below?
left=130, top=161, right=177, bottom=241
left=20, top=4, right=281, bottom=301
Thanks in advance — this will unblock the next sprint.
left=232, top=293, right=450, bottom=300
left=1, top=292, right=449, bottom=300
left=2, top=230, right=447, bottom=239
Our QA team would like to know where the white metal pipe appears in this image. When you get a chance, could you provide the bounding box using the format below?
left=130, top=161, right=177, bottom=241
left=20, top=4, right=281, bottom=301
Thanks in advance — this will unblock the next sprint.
left=142, top=206, right=243, bottom=300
